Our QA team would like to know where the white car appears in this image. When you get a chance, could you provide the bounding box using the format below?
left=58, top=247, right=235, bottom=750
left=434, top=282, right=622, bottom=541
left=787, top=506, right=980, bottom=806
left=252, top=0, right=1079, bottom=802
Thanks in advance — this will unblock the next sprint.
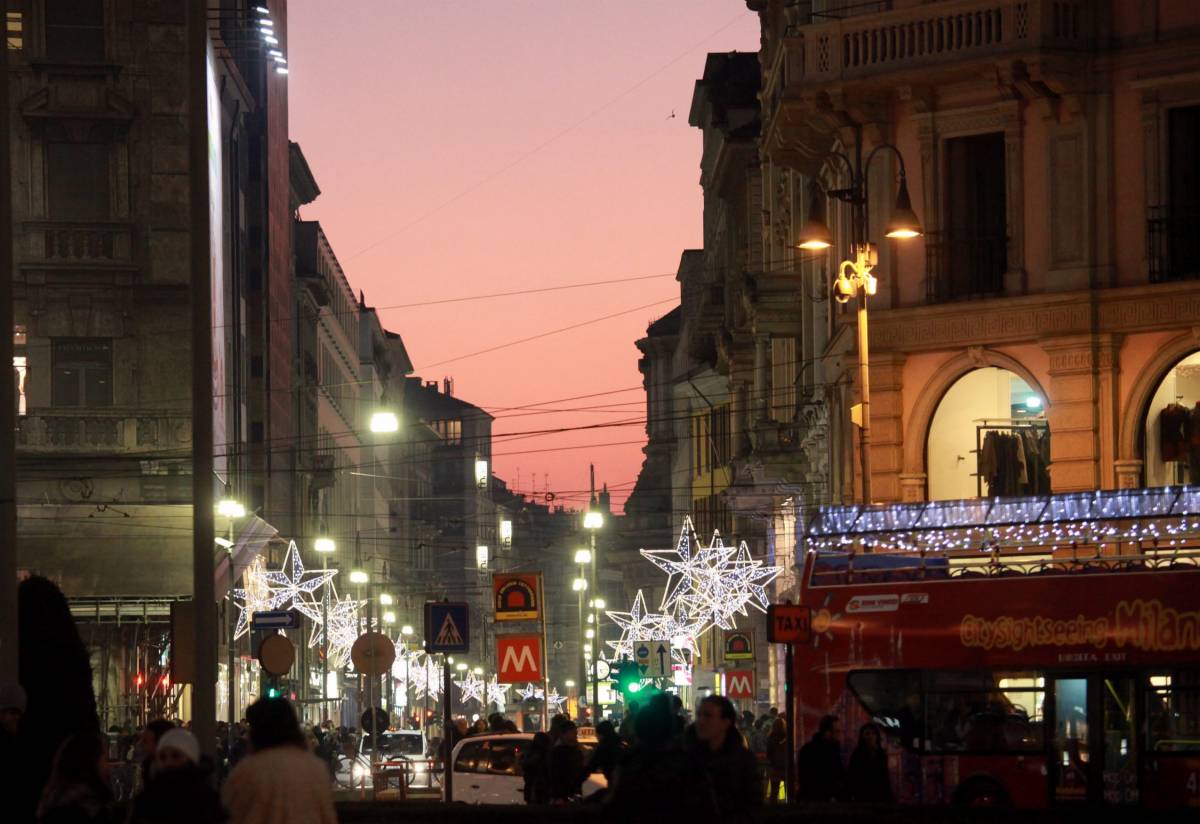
left=445, top=732, right=607, bottom=805
left=339, top=729, right=432, bottom=789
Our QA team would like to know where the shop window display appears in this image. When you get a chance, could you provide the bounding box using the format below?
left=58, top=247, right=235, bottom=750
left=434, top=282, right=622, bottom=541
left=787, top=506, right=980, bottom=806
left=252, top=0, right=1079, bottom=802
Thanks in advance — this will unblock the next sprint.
left=1143, top=351, right=1200, bottom=487
left=927, top=368, right=1048, bottom=501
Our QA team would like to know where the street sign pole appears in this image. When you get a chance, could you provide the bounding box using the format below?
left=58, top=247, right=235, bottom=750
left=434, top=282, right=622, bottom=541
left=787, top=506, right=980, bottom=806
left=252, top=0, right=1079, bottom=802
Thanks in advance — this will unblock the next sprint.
left=537, top=573, right=549, bottom=731
left=785, top=641, right=795, bottom=804
left=442, top=657, right=453, bottom=802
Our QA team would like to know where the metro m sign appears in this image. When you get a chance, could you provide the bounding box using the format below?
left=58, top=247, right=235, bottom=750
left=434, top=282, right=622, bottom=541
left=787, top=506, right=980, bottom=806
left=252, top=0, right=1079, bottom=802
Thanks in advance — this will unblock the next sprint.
left=496, top=634, right=542, bottom=683
left=724, top=669, right=754, bottom=699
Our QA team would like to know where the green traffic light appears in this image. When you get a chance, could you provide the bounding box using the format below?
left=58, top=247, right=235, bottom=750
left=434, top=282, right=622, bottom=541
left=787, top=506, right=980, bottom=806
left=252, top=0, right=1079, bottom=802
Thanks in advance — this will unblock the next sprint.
left=627, top=681, right=641, bottom=693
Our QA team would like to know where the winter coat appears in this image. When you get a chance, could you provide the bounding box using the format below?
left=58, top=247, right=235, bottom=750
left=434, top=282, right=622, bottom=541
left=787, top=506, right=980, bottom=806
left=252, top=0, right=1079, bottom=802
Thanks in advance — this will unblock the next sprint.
left=692, top=734, right=762, bottom=821
left=847, top=744, right=892, bottom=803
left=129, top=764, right=225, bottom=824
left=221, top=746, right=336, bottom=824
left=797, top=734, right=845, bottom=801
left=604, top=741, right=719, bottom=823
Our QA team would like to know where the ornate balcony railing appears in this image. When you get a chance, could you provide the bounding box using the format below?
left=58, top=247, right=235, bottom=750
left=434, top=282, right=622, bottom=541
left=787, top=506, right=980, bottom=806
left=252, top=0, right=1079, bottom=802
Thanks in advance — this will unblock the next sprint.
left=19, top=221, right=135, bottom=266
left=1148, top=206, right=1200, bottom=284
left=17, top=411, right=190, bottom=453
left=925, top=231, right=1008, bottom=303
left=774, top=0, right=1094, bottom=91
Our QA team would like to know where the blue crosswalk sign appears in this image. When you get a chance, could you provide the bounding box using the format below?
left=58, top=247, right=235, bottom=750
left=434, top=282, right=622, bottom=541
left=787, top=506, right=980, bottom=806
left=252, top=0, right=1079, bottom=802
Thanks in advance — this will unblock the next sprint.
left=425, top=601, right=470, bottom=653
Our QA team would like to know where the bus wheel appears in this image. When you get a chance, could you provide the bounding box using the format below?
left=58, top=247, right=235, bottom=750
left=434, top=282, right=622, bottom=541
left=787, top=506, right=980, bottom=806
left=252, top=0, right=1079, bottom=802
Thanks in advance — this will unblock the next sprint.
left=954, top=778, right=1010, bottom=808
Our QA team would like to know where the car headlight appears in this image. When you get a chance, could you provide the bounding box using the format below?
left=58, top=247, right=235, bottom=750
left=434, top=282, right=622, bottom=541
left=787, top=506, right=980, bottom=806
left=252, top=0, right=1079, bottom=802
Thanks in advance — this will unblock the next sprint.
left=353, top=763, right=369, bottom=780
left=412, top=761, right=426, bottom=773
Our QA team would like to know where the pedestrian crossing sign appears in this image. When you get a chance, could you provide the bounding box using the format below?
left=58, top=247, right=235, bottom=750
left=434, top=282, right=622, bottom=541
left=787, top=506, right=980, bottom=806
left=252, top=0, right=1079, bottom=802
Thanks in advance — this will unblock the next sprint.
left=425, top=601, right=470, bottom=653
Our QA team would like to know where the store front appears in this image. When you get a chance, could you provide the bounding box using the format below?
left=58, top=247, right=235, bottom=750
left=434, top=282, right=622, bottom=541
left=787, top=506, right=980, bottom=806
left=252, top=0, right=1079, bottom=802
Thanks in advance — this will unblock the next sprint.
left=1141, top=350, right=1200, bottom=487
left=925, top=367, right=1049, bottom=501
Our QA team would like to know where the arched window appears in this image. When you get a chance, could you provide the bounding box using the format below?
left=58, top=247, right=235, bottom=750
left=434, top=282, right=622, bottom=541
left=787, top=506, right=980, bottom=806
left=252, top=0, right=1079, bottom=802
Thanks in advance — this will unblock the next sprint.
left=1141, top=351, right=1200, bottom=487
left=926, top=367, right=1049, bottom=501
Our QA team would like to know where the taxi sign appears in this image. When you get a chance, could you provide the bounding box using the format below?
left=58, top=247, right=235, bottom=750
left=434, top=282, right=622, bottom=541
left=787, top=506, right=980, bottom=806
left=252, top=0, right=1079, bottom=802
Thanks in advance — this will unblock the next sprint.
left=767, top=604, right=812, bottom=644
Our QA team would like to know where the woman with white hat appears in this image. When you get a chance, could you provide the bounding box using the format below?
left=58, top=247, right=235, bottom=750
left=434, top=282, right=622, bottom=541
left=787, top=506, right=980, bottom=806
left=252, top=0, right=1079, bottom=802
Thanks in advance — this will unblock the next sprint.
left=129, top=727, right=224, bottom=824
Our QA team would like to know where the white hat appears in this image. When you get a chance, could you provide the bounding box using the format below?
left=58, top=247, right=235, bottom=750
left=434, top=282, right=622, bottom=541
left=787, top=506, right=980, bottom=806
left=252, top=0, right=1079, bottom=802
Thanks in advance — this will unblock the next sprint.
left=156, top=728, right=200, bottom=764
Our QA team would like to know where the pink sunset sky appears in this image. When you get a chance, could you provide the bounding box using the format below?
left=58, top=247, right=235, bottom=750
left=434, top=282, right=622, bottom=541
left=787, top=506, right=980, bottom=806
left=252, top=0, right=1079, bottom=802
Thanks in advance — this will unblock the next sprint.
left=287, top=1, right=760, bottom=512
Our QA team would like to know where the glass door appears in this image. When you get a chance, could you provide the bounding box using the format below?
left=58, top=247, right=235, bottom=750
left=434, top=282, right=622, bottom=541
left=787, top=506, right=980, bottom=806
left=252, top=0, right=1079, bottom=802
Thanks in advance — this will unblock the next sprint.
left=1050, top=678, right=1090, bottom=803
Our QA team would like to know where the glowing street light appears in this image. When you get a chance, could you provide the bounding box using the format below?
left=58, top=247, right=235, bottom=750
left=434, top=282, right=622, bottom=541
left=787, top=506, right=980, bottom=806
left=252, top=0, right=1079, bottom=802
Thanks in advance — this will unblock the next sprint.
left=217, top=499, right=245, bottom=519
left=369, top=410, right=399, bottom=433
left=574, top=549, right=592, bottom=565
left=314, top=537, right=335, bottom=554
left=349, top=570, right=369, bottom=585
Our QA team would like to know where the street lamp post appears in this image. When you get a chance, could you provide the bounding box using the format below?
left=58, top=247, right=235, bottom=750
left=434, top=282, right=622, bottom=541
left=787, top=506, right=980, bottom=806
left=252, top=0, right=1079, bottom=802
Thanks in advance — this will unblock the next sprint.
left=796, top=126, right=923, bottom=504
left=571, top=575, right=587, bottom=719
left=217, top=497, right=245, bottom=762
left=314, top=537, right=335, bottom=724
left=583, top=509, right=603, bottom=716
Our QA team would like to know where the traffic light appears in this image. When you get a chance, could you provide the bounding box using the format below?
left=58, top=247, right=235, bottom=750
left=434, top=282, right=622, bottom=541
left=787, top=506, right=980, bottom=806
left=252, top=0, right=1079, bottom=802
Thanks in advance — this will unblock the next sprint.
left=266, top=685, right=280, bottom=698
left=611, top=659, right=643, bottom=698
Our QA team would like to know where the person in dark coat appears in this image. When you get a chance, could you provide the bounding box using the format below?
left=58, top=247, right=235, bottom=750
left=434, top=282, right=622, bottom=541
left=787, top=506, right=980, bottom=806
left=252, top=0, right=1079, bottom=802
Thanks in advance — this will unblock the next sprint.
left=690, top=695, right=761, bottom=821
left=765, top=715, right=788, bottom=803
left=797, top=714, right=845, bottom=801
left=520, top=732, right=551, bottom=805
left=548, top=719, right=585, bottom=803
left=37, top=731, right=117, bottom=824
left=846, top=723, right=893, bottom=803
left=18, top=577, right=101, bottom=824
left=129, top=729, right=225, bottom=824
left=586, top=721, right=622, bottom=782
left=605, top=693, right=719, bottom=823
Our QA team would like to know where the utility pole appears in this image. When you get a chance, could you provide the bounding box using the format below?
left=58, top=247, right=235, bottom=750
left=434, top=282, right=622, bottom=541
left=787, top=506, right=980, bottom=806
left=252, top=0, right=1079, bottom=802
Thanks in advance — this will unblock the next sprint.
left=0, top=1, right=17, bottom=683
left=589, top=464, right=598, bottom=718
left=189, top=0, right=217, bottom=754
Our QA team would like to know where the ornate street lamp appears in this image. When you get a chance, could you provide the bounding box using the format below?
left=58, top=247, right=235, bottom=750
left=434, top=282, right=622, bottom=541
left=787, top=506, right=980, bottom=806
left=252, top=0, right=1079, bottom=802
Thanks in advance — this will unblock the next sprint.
left=796, top=131, right=923, bottom=503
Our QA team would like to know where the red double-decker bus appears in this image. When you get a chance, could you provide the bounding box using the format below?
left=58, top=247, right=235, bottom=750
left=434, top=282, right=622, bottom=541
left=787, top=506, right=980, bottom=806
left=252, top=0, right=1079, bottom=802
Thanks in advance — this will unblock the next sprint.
left=792, top=488, right=1200, bottom=808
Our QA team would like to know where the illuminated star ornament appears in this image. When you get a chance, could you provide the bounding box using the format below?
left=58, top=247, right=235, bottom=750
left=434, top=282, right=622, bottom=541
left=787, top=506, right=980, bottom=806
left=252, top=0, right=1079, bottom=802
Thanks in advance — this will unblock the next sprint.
left=231, top=541, right=336, bottom=639
left=486, top=677, right=509, bottom=709
left=517, top=683, right=544, bottom=702
left=641, top=517, right=779, bottom=634
left=410, top=655, right=444, bottom=699
left=545, top=689, right=566, bottom=712
left=455, top=671, right=485, bottom=705
left=606, top=517, right=780, bottom=671
left=307, top=584, right=366, bottom=669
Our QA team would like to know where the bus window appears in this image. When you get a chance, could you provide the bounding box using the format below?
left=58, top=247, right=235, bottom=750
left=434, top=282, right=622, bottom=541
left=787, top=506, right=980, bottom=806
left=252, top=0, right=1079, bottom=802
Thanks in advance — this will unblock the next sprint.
left=847, top=670, right=923, bottom=747
left=925, top=671, right=1044, bottom=753
left=1146, top=672, right=1200, bottom=753
left=1102, top=676, right=1138, bottom=805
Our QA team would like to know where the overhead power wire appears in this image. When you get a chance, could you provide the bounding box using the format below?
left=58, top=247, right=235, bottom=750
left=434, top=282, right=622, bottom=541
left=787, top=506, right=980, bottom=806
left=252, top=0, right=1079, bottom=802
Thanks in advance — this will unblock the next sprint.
left=343, top=12, right=750, bottom=262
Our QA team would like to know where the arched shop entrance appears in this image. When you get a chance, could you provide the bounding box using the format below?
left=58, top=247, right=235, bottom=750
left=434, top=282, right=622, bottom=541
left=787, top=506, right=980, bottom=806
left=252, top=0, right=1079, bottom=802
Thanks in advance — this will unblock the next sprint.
left=1141, top=350, right=1200, bottom=487
left=926, top=367, right=1050, bottom=500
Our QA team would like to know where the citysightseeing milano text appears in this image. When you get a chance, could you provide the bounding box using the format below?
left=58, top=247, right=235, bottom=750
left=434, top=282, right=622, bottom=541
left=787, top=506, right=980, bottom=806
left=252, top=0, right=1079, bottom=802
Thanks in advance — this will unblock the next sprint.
left=960, top=599, right=1200, bottom=656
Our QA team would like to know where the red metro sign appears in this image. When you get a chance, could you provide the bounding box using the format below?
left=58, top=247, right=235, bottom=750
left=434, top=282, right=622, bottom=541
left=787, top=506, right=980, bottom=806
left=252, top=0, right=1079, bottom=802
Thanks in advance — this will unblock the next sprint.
left=496, top=634, right=543, bottom=683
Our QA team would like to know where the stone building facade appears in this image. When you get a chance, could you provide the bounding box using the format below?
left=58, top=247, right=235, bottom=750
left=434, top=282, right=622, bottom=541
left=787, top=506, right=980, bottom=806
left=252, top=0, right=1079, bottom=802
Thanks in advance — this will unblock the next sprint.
left=749, top=0, right=1200, bottom=507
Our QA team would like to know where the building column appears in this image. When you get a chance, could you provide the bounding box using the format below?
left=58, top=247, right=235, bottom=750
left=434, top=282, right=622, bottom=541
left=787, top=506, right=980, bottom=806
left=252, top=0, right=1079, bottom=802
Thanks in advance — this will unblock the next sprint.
left=899, top=474, right=927, bottom=503
left=753, top=334, right=770, bottom=423
left=1114, top=459, right=1144, bottom=490
left=867, top=352, right=906, bottom=504
left=1042, top=335, right=1102, bottom=492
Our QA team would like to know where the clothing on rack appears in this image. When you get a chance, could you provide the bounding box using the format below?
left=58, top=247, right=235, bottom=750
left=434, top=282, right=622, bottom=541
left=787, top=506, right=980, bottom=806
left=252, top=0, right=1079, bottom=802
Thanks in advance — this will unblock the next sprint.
left=1160, top=403, right=1191, bottom=461
left=978, top=424, right=1050, bottom=497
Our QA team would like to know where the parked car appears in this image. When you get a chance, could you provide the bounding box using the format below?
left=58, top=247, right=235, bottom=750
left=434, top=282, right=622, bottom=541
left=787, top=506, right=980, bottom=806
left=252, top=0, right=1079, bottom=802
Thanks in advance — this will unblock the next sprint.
left=336, top=729, right=432, bottom=789
left=444, top=731, right=606, bottom=804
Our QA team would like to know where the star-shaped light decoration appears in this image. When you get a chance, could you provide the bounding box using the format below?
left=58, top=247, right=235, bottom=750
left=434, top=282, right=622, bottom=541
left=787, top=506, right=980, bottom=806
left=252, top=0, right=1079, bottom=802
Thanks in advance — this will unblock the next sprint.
left=641, top=519, right=779, bottom=636
left=307, top=584, right=366, bottom=669
left=486, top=676, right=509, bottom=709
left=517, top=683, right=544, bottom=702
left=545, top=689, right=566, bottom=712
left=455, top=671, right=485, bottom=705
left=409, top=655, right=444, bottom=699
left=231, top=541, right=337, bottom=640
left=605, top=590, right=701, bottom=665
